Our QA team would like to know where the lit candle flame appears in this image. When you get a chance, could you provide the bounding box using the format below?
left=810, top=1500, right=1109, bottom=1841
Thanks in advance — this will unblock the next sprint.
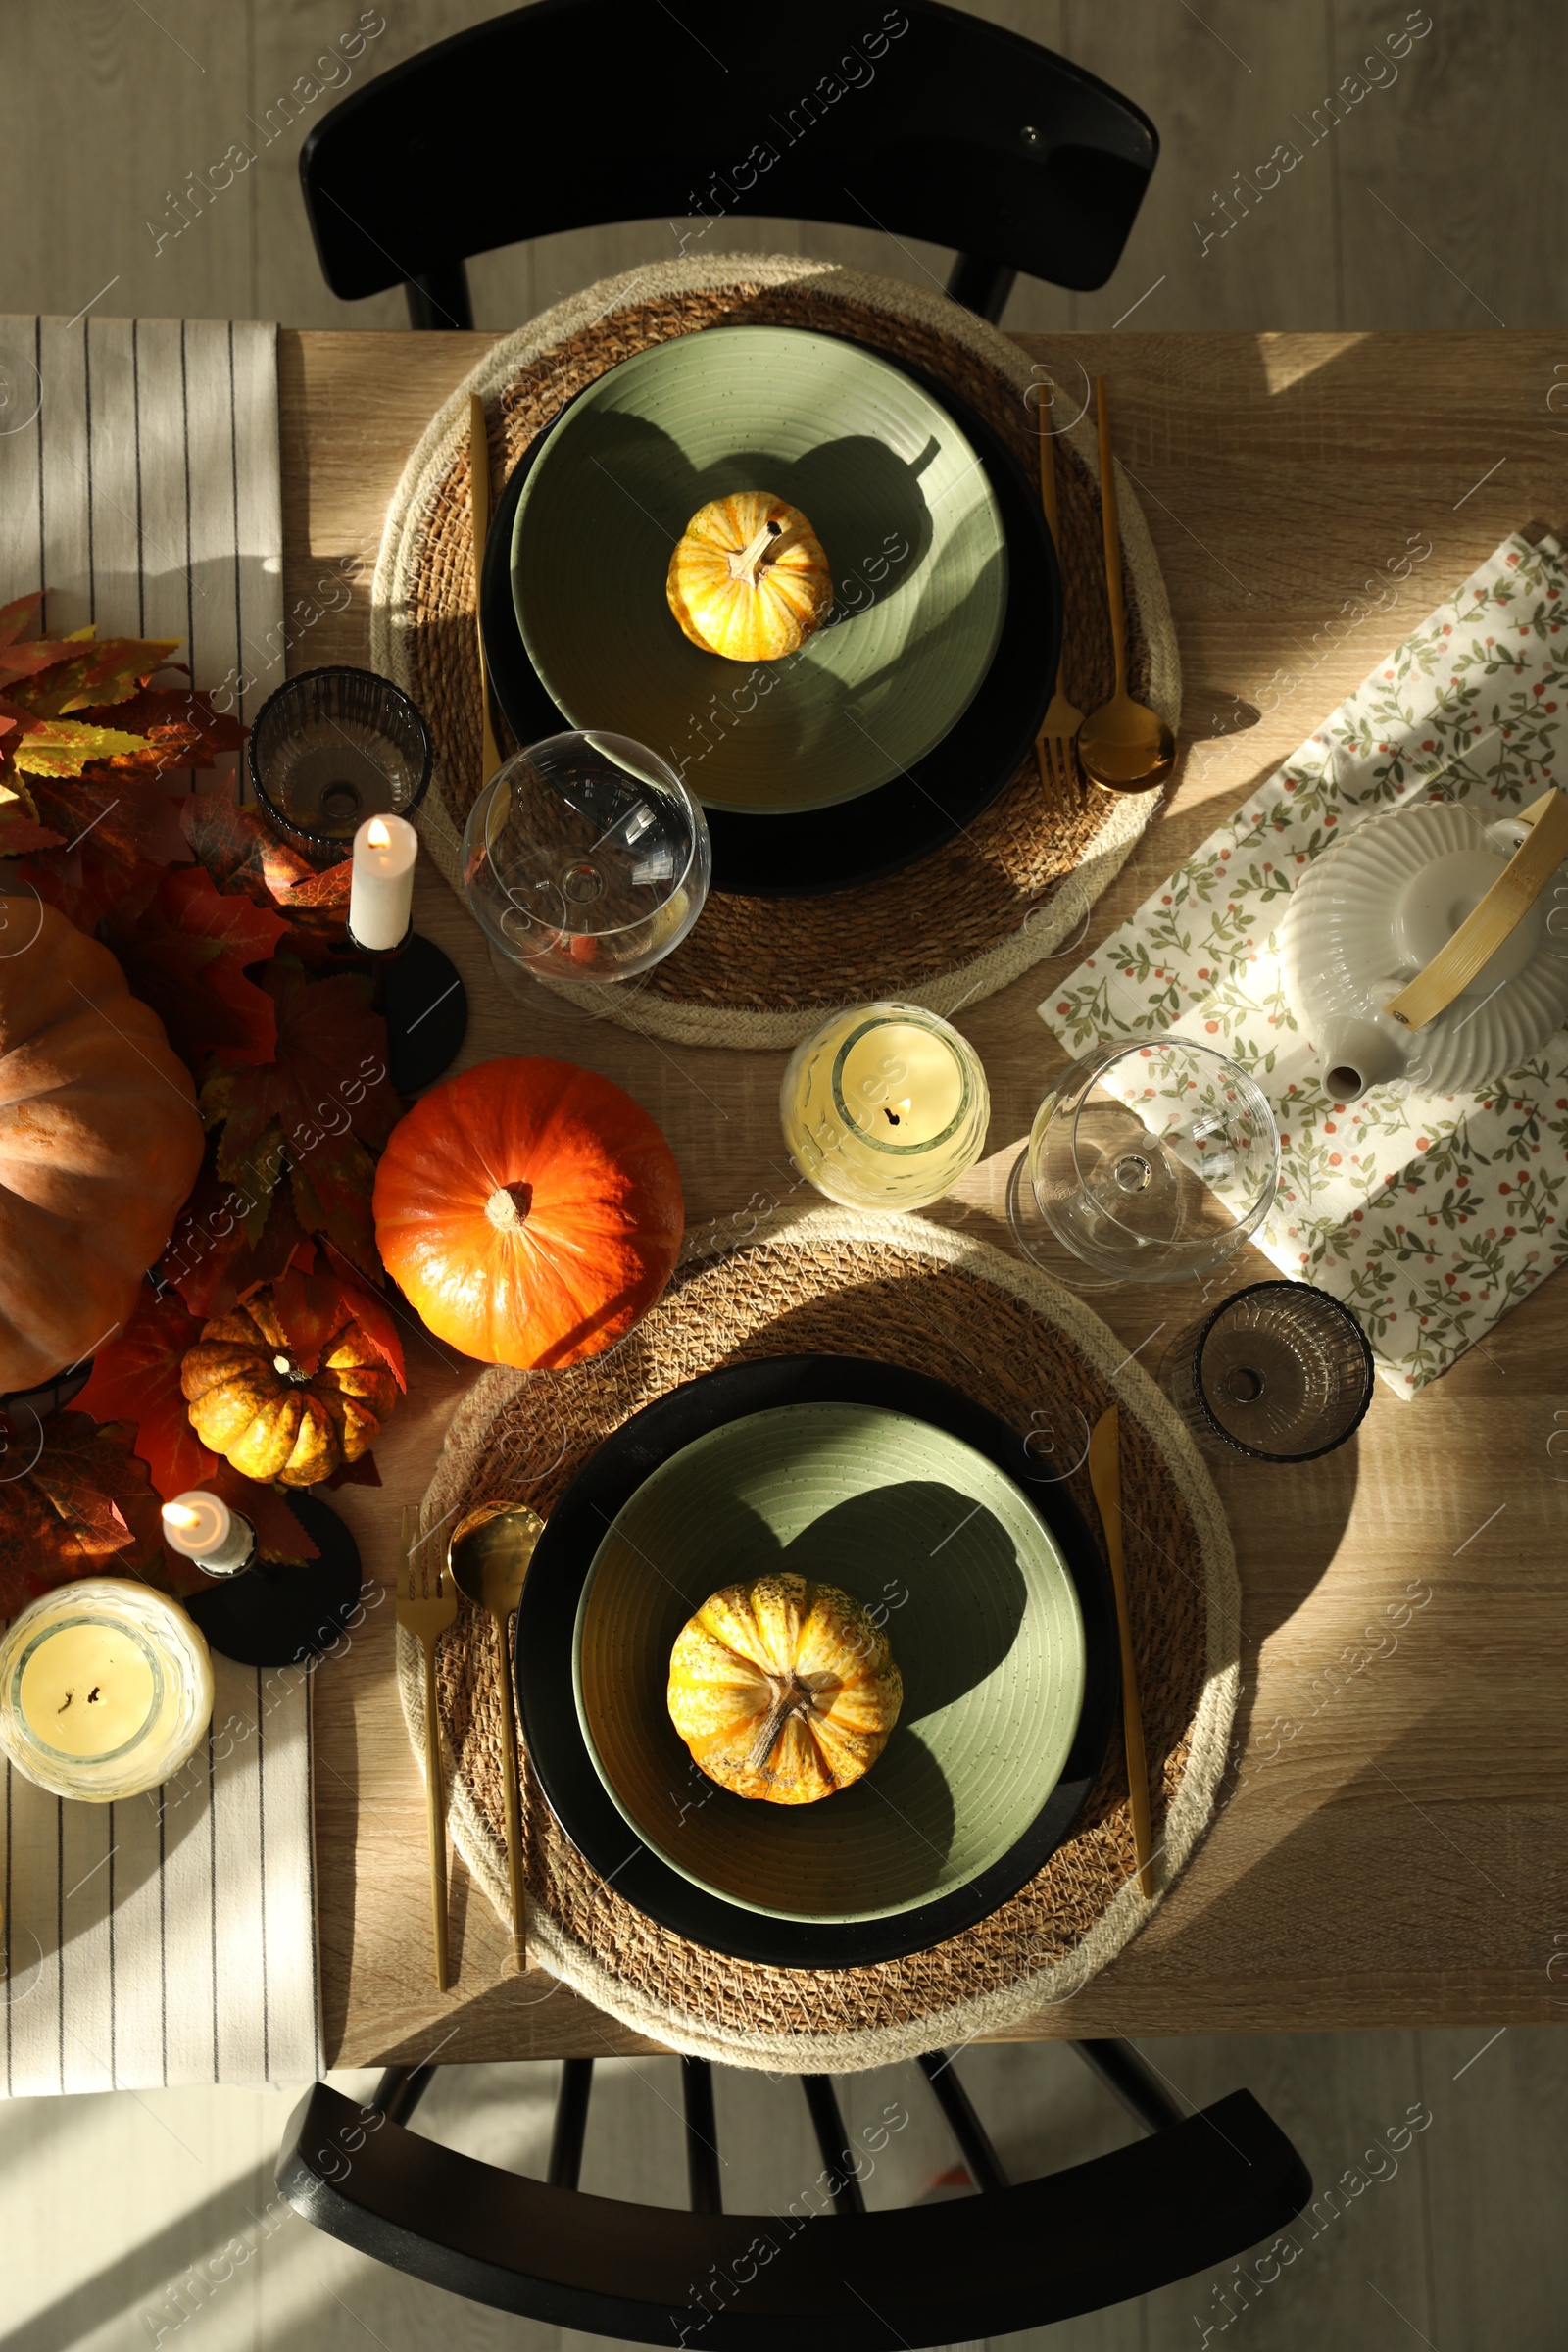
left=162, top=1502, right=199, bottom=1529
left=366, top=817, right=391, bottom=848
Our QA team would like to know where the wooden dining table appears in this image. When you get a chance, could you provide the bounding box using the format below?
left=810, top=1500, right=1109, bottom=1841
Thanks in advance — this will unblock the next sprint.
left=286, top=323, right=1568, bottom=2069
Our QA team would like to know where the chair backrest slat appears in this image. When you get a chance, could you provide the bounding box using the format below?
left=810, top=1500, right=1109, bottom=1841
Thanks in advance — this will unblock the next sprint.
left=299, top=0, right=1156, bottom=324
left=279, top=2077, right=1311, bottom=2343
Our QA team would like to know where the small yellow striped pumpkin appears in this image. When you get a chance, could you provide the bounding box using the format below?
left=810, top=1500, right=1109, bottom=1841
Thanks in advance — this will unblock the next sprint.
left=665, top=491, right=832, bottom=662
left=666, top=1571, right=902, bottom=1804
left=180, top=1288, right=398, bottom=1487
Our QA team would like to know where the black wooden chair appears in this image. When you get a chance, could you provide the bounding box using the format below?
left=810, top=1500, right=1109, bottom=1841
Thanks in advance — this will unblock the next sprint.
left=298, top=0, right=1157, bottom=327
left=277, top=2040, right=1309, bottom=2341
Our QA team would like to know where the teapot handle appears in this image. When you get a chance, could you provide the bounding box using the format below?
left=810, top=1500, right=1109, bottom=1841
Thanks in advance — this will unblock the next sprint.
left=1384, top=786, right=1568, bottom=1031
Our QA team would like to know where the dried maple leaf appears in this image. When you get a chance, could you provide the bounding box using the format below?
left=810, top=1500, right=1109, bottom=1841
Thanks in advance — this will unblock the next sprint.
left=288, top=1133, right=379, bottom=1275
left=0, top=592, right=45, bottom=648
left=91, top=685, right=245, bottom=776
left=9, top=637, right=182, bottom=717
left=157, top=1151, right=312, bottom=1321
left=219, top=956, right=398, bottom=1150
left=5, top=712, right=149, bottom=777
left=267, top=1239, right=407, bottom=1387
left=0, top=1410, right=166, bottom=1615
left=102, top=864, right=286, bottom=1071
left=183, top=777, right=317, bottom=906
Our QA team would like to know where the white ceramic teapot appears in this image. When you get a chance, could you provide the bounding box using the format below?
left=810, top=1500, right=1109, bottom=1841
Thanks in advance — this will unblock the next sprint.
left=1279, top=787, right=1568, bottom=1102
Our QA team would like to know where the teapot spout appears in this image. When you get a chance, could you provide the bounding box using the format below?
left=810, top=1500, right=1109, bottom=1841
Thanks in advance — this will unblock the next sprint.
left=1316, top=1016, right=1409, bottom=1103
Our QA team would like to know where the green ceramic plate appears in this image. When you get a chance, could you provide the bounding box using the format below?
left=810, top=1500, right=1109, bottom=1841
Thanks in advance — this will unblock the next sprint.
left=511, top=326, right=1007, bottom=815
left=572, top=1402, right=1086, bottom=1925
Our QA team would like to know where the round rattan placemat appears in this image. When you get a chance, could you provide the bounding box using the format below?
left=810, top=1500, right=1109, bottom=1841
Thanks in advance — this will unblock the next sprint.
left=399, top=1208, right=1237, bottom=2072
left=371, top=254, right=1181, bottom=1050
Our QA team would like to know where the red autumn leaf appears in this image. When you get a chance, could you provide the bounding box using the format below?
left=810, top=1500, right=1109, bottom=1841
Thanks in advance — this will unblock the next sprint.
left=318, top=1238, right=407, bottom=1387
left=0, top=803, right=66, bottom=857
left=28, top=770, right=193, bottom=871
left=210, top=955, right=399, bottom=1166
left=320, top=1449, right=382, bottom=1491
left=0, top=1410, right=166, bottom=1615
left=0, top=592, right=42, bottom=647
left=102, top=863, right=286, bottom=1070
left=183, top=776, right=317, bottom=906
left=264, top=1239, right=406, bottom=1388
left=280, top=857, right=353, bottom=908
left=74, top=1279, right=318, bottom=1567
left=8, top=637, right=182, bottom=717
left=76, top=1280, right=213, bottom=1505
left=289, top=1134, right=380, bottom=1276
left=156, top=1145, right=312, bottom=1320
left=90, top=684, right=245, bottom=776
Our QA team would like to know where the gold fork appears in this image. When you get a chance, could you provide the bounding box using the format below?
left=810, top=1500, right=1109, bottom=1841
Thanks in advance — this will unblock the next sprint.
left=1035, top=401, right=1085, bottom=795
left=397, top=1503, right=458, bottom=1988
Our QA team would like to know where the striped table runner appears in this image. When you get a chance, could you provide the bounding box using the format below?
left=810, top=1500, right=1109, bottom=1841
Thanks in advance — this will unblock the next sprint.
left=0, top=315, right=321, bottom=2091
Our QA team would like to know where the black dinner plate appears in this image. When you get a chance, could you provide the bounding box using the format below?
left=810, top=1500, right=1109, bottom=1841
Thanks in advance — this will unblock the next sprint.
left=514, top=1353, right=1116, bottom=1971
left=478, top=332, right=1060, bottom=899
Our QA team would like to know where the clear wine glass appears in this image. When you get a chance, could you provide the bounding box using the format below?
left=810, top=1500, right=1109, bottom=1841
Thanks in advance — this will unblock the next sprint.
left=1161, top=1280, right=1375, bottom=1462
left=1008, top=1039, right=1279, bottom=1286
left=463, top=730, right=710, bottom=985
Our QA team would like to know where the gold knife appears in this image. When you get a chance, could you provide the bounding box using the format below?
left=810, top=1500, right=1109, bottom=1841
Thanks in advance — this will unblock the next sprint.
left=1087, top=1404, right=1154, bottom=1899
left=468, top=393, right=503, bottom=785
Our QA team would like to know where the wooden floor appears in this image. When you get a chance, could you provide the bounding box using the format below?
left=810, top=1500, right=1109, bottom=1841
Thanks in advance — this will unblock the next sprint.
left=4, top=4, right=1567, bottom=2348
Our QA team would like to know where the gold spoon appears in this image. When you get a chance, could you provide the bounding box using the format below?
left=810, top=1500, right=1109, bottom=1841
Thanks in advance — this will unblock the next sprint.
left=447, top=1501, right=544, bottom=1975
left=1077, top=376, right=1178, bottom=797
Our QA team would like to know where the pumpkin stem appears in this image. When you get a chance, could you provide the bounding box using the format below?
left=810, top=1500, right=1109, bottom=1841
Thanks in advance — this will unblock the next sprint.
left=485, top=1181, right=534, bottom=1231
left=728, top=517, right=808, bottom=589
left=745, top=1669, right=829, bottom=1776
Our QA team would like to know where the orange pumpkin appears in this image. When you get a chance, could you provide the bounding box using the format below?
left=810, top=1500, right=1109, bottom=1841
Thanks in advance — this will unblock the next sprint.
left=667, top=1573, right=903, bottom=1805
left=0, top=898, right=203, bottom=1392
left=666, top=491, right=832, bottom=662
left=371, top=1056, right=684, bottom=1371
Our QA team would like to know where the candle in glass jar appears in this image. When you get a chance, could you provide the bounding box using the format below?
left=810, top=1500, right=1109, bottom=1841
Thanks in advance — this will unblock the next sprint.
left=348, top=812, right=417, bottom=951
left=162, top=1491, right=255, bottom=1575
left=0, top=1580, right=214, bottom=1801
left=780, top=1001, right=990, bottom=1209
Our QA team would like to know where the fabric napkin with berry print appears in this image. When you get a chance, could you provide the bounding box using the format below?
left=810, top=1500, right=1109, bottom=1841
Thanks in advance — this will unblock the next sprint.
left=1041, top=531, right=1568, bottom=1397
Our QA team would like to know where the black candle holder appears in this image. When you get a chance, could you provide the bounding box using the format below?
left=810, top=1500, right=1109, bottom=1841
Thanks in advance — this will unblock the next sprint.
left=184, top=1491, right=364, bottom=1669
left=339, top=916, right=467, bottom=1097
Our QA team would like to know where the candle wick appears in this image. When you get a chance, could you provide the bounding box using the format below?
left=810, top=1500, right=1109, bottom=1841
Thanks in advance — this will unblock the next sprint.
left=87, top=1686, right=102, bottom=1704
left=883, top=1108, right=901, bottom=1126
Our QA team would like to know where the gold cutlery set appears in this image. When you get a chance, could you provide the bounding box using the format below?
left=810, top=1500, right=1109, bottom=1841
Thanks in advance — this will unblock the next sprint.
left=397, top=1501, right=542, bottom=1987
left=1036, top=375, right=1176, bottom=800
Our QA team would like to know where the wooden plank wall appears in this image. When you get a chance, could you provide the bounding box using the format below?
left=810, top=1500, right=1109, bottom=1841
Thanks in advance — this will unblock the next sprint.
left=5, top=1, right=1559, bottom=336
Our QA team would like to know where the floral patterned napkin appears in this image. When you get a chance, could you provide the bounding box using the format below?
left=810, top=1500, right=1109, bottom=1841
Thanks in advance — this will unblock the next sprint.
left=1040, top=532, right=1568, bottom=1397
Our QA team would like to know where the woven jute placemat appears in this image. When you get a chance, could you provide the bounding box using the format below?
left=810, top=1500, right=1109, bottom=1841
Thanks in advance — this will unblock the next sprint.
left=399, top=1208, right=1237, bottom=2072
left=371, top=254, right=1181, bottom=1050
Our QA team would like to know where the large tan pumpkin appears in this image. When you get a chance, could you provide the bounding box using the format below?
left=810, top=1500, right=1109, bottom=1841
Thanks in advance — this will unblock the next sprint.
left=666, top=1573, right=903, bottom=1805
left=0, top=898, right=203, bottom=1392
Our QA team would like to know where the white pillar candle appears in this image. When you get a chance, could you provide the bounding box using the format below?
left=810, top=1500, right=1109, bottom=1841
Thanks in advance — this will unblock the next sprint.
left=162, top=1491, right=255, bottom=1576
left=349, top=812, right=417, bottom=951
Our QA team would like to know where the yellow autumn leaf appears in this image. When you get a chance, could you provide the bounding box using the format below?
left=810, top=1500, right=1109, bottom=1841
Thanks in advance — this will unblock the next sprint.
left=10, top=717, right=150, bottom=778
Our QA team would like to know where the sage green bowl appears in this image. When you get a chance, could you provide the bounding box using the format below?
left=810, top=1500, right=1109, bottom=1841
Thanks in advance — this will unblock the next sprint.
left=512, top=326, right=1007, bottom=815
left=572, top=1402, right=1086, bottom=1925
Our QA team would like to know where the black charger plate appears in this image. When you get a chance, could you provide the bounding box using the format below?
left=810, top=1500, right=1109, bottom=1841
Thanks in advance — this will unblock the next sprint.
left=479, top=335, right=1060, bottom=899
left=514, top=1353, right=1115, bottom=1971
